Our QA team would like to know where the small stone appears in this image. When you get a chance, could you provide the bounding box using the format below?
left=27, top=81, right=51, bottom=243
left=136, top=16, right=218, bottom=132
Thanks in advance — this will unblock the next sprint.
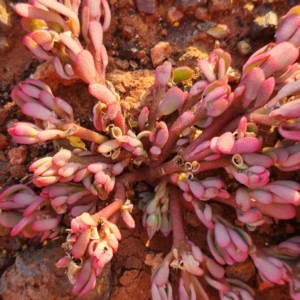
left=129, top=60, right=138, bottom=69
left=136, top=50, right=147, bottom=59
left=0, top=108, right=8, bottom=126
left=225, top=259, right=256, bottom=282
left=115, top=58, right=130, bottom=70
left=237, top=39, right=252, bottom=55
left=195, top=7, right=210, bottom=21
left=176, top=0, right=206, bottom=8
left=209, top=0, right=233, bottom=12
left=136, top=0, right=155, bottom=14
left=161, top=29, right=168, bottom=37
left=123, top=25, right=135, bottom=39
left=0, top=236, right=22, bottom=251
left=167, top=7, right=184, bottom=24
left=0, top=225, right=11, bottom=237
left=184, top=211, right=202, bottom=227
left=257, top=273, right=274, bottom=291
left=150, top=41, right=172, bottom=67
left=243, top=3, right=254, bottom=16
left=119, top=269, right=139, bottom=286
left=8, top=145, right=27, bottom=165
left=125, top=256, right=143, bottom=270
left=251, top=5, right=278, bottom=38
left=9, top=164, right=26, bottom=178
left=0, top=134, right=9, bottom=150
left=285, top=223, right=295, bottom=234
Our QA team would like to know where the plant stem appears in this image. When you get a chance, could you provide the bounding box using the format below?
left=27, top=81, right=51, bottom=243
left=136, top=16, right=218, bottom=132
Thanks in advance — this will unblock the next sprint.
left=93, top=181, right=125, bottom=221
left=169, top=186, right=188, bottom=249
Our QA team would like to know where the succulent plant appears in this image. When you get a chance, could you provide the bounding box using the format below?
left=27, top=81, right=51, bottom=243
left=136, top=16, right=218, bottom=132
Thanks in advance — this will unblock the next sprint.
left=2, top=1, right=300, bottom=299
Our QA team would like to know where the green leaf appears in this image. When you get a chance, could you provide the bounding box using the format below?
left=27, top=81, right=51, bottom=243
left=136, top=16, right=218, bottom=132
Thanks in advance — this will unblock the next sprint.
left=173, top=67, right=194, bottom=83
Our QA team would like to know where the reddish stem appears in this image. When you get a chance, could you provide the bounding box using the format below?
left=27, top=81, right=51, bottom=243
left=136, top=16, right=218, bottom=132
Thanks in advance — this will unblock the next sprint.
left=93, top=181, right=125, bottom=221
left=169, top=187, right=188, bottom=249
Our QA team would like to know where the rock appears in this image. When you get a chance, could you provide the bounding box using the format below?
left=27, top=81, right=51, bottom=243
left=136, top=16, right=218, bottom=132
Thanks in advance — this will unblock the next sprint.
left=150, top=41, right=172, bottom=67
left=167, top=7, right=184, bottom=24
left=115, top=58, right=130, bottom=70
left=251, top=5, right=278, bottom=38
left=123, top=25, right=135, bottom=39
left=0, top=236, right=22, bottom=251
left=195, top=7, right=210, bottom=21
left=209, top=0, right=233, bottom=12
left=9, top=164, right=26, bottom=179
left=119, top=269, right=139, bottom=286
left=237, top=39, right=252, bottom=55
left=225, top=258, right=256, bottom=282
left=0, top=108, right=8, bottom=126
left=0, top=134, right=9, bottom=150
left=176, top=0, right=207, bottom=8
left=0, top=238, right=112, bottom=300
left=110, top=270, right=151, bottom=300
left=125, top=256, right=143, bottom=270
left=135, top=0, right=155, bottom=14
left=8, top=145, right=27, bottom=165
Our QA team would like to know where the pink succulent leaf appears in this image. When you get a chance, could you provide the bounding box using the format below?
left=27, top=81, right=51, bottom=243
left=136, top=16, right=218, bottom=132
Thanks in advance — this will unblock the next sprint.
left=237, top=208, right=263, bottom=224
left=198, top=59, right=216, bottom=83
left=76, top=50, right=96, bottom=84
left=52, top=149, right=72, bottom=167
left=214, top=221, right=231, bottom=248
left=29, top=156, right=53, bottom=176
left=58, top=162, right=83, bottom=178
left=207, top=229, right=226, bottom=265
left=37, top=129, right=67, bottom=141
left=0, top=211, right=23, bottom=228
left=0, top=184, right=34, bottom=200
left=154, top=61, right=172, bottom=87
left=21, top=102, right=53, bottom=121
left=189, top=181, right=205, bottom=199
left=23, top=196, right=46, bottom=217
left=10, top=210, right=44, bottom=236
left=53, top=57, right=75, bottom=80
left=71, top=212, right=98, bottom=233
left=266, top=80, right=300, bottom=109
left=242, top=52, right=270, bottom=78
left=251, top=202, right=296, bottom=220
left=242, top=153, right=274, bottom=168
left=260, top=42, right=299, bottom=78
left=276, top=14, right=300, bottom=44
left=72, top=258, right=93, bottom=295
left=204, top=274, right=228, bottom=292
left=235, top=187, right=251, bottom=212
left=60, top=32, right=83, bottom=56
left=227, top=229, right=249, bottom=253
left=23, top=35, right=54, bottom=60
left=55, top=256, right=73, bottom=268
left=88, top=20, right=103, bottom=57
left=14, top=3, right=67, bottom=30
left=263, top=181, right=300, bottom=204
left=192, top=201, right=214, bottom=229
left=89, top=83, right=117, bottom=105
left=37, top=0, right=80, bottom=35
left=54, top=97, right=74, bottom=121
left=203, top=255, right=225, bottom=279
left=181, top=252, right=204, bottom=276
left=121, top=210, right=135, bottom=229
left=251, top=253, right=291, bottom=285
left=32, top=216, right=60, bottom=232
left=100, top=0, right=111, bottom=32
left=157, top=86, right=186, bottom=118
left=228, top=137, right=263, bottom=154
left=72, top=229, right=91, bottom=258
